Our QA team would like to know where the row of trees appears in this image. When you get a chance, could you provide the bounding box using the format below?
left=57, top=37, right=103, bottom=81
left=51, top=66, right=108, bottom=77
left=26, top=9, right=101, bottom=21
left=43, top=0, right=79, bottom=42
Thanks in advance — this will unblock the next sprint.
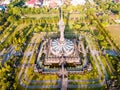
left=0, top=22, right=10, bottom=34
left=90, top=13, right=120, bottom=86
left=95, top=0, right=120, bottom=16
left=85, top=1, right=120, bottom=86
left=0, top=59, right=17, bottom=90
left=7, top=2, right=87, bottom=15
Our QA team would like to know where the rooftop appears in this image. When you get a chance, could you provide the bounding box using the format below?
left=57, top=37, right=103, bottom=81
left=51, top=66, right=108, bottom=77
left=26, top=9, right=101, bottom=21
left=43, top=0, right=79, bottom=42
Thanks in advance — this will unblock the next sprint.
left=71, top=0, right=86, bottom=6
left=0, top=5, right=5, bottom=11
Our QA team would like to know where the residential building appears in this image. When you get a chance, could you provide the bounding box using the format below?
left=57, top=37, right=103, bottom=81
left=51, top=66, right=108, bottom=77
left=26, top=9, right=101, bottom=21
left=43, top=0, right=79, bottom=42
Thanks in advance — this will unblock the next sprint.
left=0, top=0, right=11, bottom=5
left=0, top=5, right=5, bottom=11
left=114, top=0, right=120, bottom=3
left=25, top=0, right=43, bottom=7
left=70, top=0, right=86, bottom=6
left=25, top=0, right=63, bottom=8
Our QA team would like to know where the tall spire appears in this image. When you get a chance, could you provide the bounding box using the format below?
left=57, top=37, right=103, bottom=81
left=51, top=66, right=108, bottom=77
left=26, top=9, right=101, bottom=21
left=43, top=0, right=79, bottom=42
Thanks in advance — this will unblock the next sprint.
left=60, top=0, right=63, bottom=20
left=58, top=0, right=65, bottom=42
left=50, top=0, right=74, bottom=57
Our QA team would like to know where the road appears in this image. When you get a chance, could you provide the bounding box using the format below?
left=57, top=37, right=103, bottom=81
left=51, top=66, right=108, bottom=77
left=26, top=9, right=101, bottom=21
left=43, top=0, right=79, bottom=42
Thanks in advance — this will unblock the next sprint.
left=2, top=45, right=15, bottom=66
left=85, top=32, right=108, bottom=79
left=18, top=35, right=39, bottom=80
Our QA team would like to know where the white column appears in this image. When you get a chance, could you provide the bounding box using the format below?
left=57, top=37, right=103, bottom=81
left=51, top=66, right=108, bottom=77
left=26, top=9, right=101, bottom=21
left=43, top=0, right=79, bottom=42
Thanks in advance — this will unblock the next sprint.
left=59, top=0, right=65, bottom=42
left=59, top=21, right=65, bottom=42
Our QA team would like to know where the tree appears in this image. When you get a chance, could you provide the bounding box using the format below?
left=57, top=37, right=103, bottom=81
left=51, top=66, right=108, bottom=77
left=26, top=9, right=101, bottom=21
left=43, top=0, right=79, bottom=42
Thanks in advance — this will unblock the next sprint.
left=74, top=24, right=81, bottom=31
left=7, top=15, right=17, bottom=23
left=12, top=7, right=21, bottom=16
left=0, top=61, right=17, bottom=90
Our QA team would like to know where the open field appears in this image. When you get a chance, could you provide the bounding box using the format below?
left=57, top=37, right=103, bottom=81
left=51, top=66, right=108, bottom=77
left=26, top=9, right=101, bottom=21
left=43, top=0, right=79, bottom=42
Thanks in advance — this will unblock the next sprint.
left=106, top=25, right=120, bottom=48
left=24, top=14, right=59, bottom=19
left=24, top=13, right=85, bottom=19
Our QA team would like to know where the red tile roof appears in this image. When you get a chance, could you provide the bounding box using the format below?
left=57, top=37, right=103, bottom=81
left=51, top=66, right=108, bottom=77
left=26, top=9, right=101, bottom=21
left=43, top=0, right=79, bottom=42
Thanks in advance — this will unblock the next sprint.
left=27, top=0, right=42, bottom=4
left=27, top=0, right=35, bottom=4
left=49, top=1, right=57, bottom=8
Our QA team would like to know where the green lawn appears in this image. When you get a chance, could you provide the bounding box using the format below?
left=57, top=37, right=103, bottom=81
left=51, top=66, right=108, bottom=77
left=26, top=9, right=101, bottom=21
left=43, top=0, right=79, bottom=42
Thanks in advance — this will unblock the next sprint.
left=24, top=13, right=85, bottom=20
left=24, top=14, right=59, bottom=19
left=106, top=25, right=120, bottom=48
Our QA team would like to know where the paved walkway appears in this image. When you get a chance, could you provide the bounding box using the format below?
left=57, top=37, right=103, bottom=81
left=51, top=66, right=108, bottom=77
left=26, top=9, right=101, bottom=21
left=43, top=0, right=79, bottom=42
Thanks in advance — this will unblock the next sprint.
left=85, top=33, right=108, bottom=79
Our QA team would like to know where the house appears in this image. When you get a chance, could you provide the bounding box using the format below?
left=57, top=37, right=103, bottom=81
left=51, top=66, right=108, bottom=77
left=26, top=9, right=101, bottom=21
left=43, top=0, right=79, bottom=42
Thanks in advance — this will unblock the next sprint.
left=0, top=5, right=5, bottom=11
left=25, top=0, right=43, bottom=7
left=0, top=0, right=11, bottom=5
left=114, top=19, right=120, bottom=23
left=49, top=1, right=57, bottom=8
left=70, top=0, right=86, bottom=6
left=113, top=0, right=120, bottom=3
left=42, top=0, right=62, bottom=7
left=25, top=0, right=63, bottom=8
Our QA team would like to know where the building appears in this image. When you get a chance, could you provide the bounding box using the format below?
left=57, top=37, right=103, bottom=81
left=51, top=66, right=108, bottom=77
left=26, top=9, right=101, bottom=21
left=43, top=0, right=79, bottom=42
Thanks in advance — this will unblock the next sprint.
left=25, top=0, right=63, bottom=8
left=0, top=5, right=5, bottom=11
left=70, top=0, right=86, bottom=6
left=42, top=0, right=62, bottom=7
left=25, top=0, right=43, bottom=7
left=0, top=0, right=11, bottom=5
left=112, top=0, right=120, bottom=3
left=114, top=0, right=120, bottom=3
left=37, top=4, right=81, bottom=66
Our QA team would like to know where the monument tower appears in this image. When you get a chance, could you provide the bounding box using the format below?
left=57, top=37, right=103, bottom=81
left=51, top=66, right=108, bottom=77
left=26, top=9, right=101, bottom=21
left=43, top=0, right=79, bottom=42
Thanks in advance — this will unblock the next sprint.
left=59, top=1, right=65, bottom=42
left=42, top=0, right=81, bottom=66
left=50, top=0, right=74, bottom=56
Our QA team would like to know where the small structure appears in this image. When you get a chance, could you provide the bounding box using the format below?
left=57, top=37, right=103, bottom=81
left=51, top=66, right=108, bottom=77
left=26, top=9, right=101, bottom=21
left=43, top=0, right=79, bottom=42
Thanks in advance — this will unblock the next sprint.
left=25, top=0, right=63, bottom=8
left=70, top=0, right=86, bottom=6
left=48, top=1, right=57, bottom=8
left=0, top=5, right=5, bottom=11
left=113, top=0, right=120, bottom=3
left=42, top=0, right=62, bottom=8
left=0, top=0, right=11, bottom=5
left=25, top=0, right=43, bottom=7
left=105, top=50, right=119, bottom=56
left=114, top=19, right=120, bottom=23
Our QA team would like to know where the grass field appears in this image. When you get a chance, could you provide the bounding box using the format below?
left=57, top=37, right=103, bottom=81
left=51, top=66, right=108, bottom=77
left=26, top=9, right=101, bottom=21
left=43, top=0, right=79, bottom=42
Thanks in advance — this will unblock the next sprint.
left=24, top=14, right=59, bottom=19
left=106, top=25, right=120, bottom=48
left=24, top=13, right=85, bottom=19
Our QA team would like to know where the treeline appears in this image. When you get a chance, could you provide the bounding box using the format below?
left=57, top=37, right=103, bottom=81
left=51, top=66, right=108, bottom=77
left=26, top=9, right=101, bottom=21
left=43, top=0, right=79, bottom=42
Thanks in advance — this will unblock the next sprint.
left=94, top=0, right=120, bottom=15
left=0, top=22, right=10, bottom=34
left=91, top=14, right=120, bottom=85
left=92, top=14, right=120, bottom=51
left=7, top=3, right=86, bottom=15
left=0, top=59, right=17, bottom=90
